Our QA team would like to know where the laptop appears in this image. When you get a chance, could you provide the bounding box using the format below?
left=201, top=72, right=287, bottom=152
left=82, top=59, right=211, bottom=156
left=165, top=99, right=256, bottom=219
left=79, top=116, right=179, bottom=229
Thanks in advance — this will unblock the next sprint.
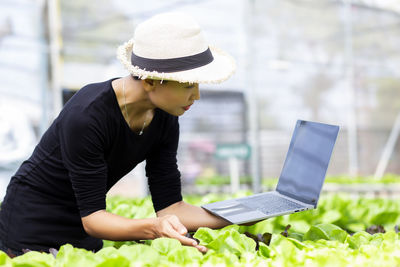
left=202, top=120, right=340, bottom=224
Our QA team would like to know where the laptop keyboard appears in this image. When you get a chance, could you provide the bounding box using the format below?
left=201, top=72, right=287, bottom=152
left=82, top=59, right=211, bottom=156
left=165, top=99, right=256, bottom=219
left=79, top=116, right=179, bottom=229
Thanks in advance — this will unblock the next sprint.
left=237, top=194, right=305, bottom=215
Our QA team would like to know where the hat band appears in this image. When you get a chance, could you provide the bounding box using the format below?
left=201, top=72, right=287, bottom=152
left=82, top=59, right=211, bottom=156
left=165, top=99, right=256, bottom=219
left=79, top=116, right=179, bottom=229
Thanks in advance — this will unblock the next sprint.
left=131, top=47, right=214, bottom=73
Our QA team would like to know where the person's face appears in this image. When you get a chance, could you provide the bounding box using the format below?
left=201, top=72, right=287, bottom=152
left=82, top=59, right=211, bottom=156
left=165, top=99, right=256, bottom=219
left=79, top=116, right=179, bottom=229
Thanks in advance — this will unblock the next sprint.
left=145, top=79, right=200, bottom=116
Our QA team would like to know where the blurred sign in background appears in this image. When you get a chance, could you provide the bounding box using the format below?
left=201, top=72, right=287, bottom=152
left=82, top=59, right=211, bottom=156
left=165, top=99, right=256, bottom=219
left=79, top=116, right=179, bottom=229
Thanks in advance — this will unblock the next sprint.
left=1, top=0, right=400, bottom=199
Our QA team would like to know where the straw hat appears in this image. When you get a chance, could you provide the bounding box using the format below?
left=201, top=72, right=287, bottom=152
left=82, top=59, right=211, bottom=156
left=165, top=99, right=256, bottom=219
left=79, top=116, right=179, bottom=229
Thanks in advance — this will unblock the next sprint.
left=117, top=12, right=236, bottom=84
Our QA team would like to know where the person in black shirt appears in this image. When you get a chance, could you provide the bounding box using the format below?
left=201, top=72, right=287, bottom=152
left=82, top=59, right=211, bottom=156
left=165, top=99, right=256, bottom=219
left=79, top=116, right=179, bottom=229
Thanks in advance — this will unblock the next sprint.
left=0, top=12, right=236, bottom=256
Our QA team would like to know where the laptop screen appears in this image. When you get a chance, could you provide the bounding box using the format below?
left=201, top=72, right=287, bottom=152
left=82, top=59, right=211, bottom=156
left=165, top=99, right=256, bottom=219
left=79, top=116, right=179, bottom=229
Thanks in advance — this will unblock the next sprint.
left=276, top=120, right=339, bottom=207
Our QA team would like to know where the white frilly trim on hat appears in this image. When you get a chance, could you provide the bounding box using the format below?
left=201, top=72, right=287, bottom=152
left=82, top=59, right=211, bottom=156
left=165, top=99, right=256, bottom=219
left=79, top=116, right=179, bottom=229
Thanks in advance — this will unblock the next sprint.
left=116, top=38, right=236, bottom=84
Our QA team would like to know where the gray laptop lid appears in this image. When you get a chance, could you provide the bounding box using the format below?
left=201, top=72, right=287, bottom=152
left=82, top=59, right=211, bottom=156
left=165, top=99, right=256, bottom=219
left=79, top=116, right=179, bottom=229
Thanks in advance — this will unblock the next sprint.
left=276, top=120, right=339, bottom=207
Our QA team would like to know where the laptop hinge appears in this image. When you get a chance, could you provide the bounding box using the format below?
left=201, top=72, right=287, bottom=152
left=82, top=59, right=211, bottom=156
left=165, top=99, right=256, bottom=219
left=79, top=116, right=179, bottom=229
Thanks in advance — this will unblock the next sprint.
left=277, top=189, right=317, bottom=208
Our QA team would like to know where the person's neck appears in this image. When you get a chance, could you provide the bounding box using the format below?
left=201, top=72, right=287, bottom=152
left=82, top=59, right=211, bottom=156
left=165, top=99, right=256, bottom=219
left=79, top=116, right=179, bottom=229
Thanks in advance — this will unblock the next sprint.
left=112, top=76, right=156, bottom=130
left=120, top=76, right=155, bottom=117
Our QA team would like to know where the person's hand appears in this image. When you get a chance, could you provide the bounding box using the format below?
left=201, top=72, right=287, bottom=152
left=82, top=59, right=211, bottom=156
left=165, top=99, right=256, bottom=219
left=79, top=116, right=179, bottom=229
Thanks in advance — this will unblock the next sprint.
left=153, top=215, right=207, bottom=253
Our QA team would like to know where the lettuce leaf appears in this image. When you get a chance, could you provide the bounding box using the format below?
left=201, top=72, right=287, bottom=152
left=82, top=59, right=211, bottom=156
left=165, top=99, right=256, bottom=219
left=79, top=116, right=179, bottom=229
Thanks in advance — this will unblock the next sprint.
left=95, top=247, right=130, bottom=267
left=117, top=244, right=160, bottom=265
left=151, top=237, right=181, bottom=256
left=193, top=227, right=218, bottom=246
left=0, top=251, right=12, bottom=267
left=206, top=229, right=256, bottom=256
left=304, top=224, right=348, bottom=242
left=56, top=244, right=98, bottom=267
left=346, top=231, right=371, bottom=249
left=166, top=246, right=202, bottom=264
left=11, top=251, right=55, bottom=267
left=201, top=250, right=238, bottom=266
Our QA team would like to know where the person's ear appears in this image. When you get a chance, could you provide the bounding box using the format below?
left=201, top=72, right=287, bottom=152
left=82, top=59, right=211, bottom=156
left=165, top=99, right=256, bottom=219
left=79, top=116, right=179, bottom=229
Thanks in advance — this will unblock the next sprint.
left=142, top=79, right=156, bottom=92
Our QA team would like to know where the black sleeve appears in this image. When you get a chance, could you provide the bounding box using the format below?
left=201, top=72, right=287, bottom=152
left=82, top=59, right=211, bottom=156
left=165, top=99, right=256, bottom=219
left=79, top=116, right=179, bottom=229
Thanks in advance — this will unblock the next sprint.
left=58, top=109, right=108, bottom=217
left=146, top=116, right=182, bottom=212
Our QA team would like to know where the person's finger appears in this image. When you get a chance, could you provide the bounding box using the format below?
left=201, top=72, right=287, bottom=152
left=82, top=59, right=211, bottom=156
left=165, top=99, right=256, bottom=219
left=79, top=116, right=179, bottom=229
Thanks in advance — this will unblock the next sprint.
left=168, top=215, right=188, bottom=235
left=166, top=227, right=198, bottom=247
left=195, top=245, right=208, bottom=253
left=157, top=215, right=200, bottom=247
left=160, top=218, right=197, bottom=247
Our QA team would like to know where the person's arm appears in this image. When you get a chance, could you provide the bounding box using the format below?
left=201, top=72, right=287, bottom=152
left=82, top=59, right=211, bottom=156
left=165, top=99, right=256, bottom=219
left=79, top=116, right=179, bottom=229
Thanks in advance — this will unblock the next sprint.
left=156, top=200, right=231, bottom=231
left=81, top=210, right=207, bottom=252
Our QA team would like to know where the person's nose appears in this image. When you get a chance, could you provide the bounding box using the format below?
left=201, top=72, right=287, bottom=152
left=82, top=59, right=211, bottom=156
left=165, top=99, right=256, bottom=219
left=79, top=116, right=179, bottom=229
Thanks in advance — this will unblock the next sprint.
left=191, top=86, right=200, bottom=101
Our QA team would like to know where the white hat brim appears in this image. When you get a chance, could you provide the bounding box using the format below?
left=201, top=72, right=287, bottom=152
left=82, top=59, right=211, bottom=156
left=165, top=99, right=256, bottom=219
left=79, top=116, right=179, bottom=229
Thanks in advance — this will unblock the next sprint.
left=117, top=39, right=236, bottom=84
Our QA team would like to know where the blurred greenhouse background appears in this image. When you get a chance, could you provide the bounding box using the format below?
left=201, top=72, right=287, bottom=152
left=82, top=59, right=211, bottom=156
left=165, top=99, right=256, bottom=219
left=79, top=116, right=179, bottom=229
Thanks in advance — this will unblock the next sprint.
left=1, top=0, right=400, bottom=200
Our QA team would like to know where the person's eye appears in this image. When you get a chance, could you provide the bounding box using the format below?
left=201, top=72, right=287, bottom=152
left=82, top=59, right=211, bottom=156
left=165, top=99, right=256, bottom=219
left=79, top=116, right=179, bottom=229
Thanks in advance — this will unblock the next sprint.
left=185, top=85, right=195, bottom=89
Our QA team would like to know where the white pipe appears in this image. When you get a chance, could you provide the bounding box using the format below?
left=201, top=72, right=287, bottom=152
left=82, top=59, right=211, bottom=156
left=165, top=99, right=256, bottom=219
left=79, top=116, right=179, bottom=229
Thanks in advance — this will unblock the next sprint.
left=343, top=0, right=359, bottom=176
left=229, top=157, right=240, bottom=193
left=245, top=0, right=262, bottom=193
left=374, top=112, right=400, bottom=179
left=47, top=0, right=63, bottom=119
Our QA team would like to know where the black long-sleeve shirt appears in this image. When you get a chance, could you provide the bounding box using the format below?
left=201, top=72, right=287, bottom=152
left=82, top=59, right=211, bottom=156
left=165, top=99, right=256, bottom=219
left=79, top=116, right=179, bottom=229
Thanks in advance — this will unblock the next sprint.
left=0, top=78, right=182, bottom=252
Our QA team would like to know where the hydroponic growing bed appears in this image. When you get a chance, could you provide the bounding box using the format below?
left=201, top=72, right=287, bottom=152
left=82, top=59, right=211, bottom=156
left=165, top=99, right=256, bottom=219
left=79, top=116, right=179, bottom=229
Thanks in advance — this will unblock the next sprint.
left=1, top=193, right=399, bottom=266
